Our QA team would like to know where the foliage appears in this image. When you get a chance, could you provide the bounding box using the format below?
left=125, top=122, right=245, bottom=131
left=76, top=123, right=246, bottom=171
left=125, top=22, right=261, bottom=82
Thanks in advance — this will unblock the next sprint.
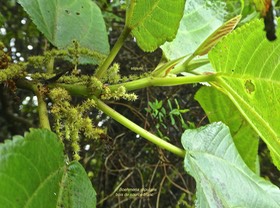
left=182, top=122, right=280, bottom=208
left=125, top=0, right=185, bottom=52
left=18, top=0, right=109, bottom=64
left=145, top=98, right=190, bottom=140
left=0, top=0, right=280, bottom=207
left=195, top=86, right=259, bottom=173
left=0, top=129, right=96, bottom=208
left=209, top=17, right=280, bottom=169
left=161, top=0, right=243, bottom=60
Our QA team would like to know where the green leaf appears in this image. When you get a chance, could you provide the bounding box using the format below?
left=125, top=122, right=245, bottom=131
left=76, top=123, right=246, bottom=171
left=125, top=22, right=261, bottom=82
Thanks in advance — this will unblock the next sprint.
left=179, top=109, right=189, bottom=114
left=161, top=0, right=243, bottom=60
left=181, top=122, right=280, bottom=208
left=170, top=109, right=181, bottom=116
left=0, top=129, right=96, bottom=208
left=61, top=161, right=96, bottom=207
left=195, top=86, right=259, bottom=173
left=209, top=18, right=280, bottom=169
left=18, top=0, right=109, bottom=64
left=193, top=15, right=241, bottom=56
left=126, top=0, right=186, bottom=52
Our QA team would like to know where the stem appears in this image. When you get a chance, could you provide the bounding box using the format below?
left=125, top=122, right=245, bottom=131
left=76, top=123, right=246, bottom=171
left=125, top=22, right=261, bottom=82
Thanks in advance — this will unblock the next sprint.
left=16, top=79, right=51, bottom=130
left=151, top=55, right=187, bottom=77
left=93, top=97, right=186, bottom=158
left=35, top=85, right=51, bottom=130
left=45, top=74, right=216, bottom=99
left=171, top=58, right=210, bottom=74
left=95, top=26, right=131, bottom=79
left=46, top=57, right=54, bottom=74
left=109, top=74, right=216, bottom=92
left=48, top=83, right=90, bottom=97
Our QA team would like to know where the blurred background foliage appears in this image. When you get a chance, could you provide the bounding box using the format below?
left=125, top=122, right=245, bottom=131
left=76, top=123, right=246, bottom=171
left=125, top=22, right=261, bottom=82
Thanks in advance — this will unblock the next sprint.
left=0, top=0, right=279, bottom=207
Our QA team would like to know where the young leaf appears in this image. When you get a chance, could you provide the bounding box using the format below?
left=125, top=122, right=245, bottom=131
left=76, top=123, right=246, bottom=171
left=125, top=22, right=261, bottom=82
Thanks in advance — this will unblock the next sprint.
left=209, top=18, right=280, bottom=170
left=195, top=86, right=259, bottom=173
left=0, top=129, right=96, bottom=208
left=126, top=0, right=185, bottom=52
left=18, top=0, right=109, bottom=64
left=181, top=122, right=280, bottom=208
left=161, top=0, right=243, bottom=60
left=193, top=15, right=241, bottom=56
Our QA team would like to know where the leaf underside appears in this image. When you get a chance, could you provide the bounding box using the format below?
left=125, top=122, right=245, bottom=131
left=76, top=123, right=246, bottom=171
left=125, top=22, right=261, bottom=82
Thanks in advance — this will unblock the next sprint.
left=161, top=0, right=243, bottom=60
left=195, top=86, right=259, bottom=173
left=18, top=0, right=109, bottom=64
left=181, top=122, right=280, bottom=208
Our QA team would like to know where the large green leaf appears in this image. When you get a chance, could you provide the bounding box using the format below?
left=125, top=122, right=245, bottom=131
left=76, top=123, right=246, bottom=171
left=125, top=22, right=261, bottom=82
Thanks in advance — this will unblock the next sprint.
left=181, top=122, right=280, bottom=208
left=161, top=0, right=243, bottom=60
left=60, top=162, right=96, bottom=207
left=209, top=18, right=280, bottom=169
left=18, top=0, right=109, bottom=64
left=126, top=0, right=186, bottom=52
left=195, top=86, right=259, bottom=173
left=0, top=129, right=96, bottom=208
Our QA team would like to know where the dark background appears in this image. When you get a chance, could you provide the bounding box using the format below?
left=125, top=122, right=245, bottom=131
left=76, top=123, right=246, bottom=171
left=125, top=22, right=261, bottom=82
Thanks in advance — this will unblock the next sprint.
left=0, top=1, right=279, bottom=207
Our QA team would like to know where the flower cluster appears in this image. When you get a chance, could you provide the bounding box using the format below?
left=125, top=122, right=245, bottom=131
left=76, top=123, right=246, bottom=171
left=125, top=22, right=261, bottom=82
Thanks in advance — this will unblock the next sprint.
left=49, top=87, right=103, bottom=160
left=0, top=42, right=26, bottom=83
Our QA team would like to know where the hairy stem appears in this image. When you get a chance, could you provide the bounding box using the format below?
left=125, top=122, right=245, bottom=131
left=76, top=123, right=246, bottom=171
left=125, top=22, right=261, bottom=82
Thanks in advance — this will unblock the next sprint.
left=93, top=97, right=186, bottom=157
left=35, top=85, right=51, bottom=130
left=95, top=26, right=131, bottom=79
left=46, top=57, right=54, bottom=74
left=16, top=79, right=51, bottom=130
left=109, top=74, right=216, bottom=92
left=46, top=74, right=216, bottom=98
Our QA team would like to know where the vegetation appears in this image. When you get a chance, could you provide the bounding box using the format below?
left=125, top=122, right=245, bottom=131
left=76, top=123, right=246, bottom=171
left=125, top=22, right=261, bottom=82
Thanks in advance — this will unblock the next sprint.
left=0, top=0, right=280, bottom=207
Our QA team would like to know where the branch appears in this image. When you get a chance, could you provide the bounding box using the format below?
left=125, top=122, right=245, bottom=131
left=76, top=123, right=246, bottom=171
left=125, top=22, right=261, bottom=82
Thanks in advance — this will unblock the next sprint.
left=46, top=73, right=216, bottom=98
left=16, top=79, right=51, bottom=130
left=35, top=85, right=51, bottom=130
left=108, top=74, right=217, bottom=92
left=93, top=96, right=186, bottom=158
left=94, top=26, right=131, bottom=79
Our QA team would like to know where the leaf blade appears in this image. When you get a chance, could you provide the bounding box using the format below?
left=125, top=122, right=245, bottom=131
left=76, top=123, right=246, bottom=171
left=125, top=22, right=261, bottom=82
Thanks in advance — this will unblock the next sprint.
left=161, top=0, right=243, bottom=60
left=0, top=129, right=96, bottom=208
left=60, top=162, right=96, bottom=208
left=195, top=86, right=259, bottom=172
left=18, top=0, right=109, bottom=64
left=194, top=15, right=241, bottom=56
left=209, top=18, right=280, bottom=169
left=181, top=122, right=280, bottom=207
left=126, top=0, right=185, bottom=52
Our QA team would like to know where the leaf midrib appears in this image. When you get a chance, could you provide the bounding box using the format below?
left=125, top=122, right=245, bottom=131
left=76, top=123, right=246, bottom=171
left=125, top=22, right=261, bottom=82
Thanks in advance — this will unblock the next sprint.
left=128, top=0, right=161, bottom=29
left=215, top=78, right=280, bottom=158
left=218, top=72, right=280, bottom=84
left=24, top=165, right=65, bottom=207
